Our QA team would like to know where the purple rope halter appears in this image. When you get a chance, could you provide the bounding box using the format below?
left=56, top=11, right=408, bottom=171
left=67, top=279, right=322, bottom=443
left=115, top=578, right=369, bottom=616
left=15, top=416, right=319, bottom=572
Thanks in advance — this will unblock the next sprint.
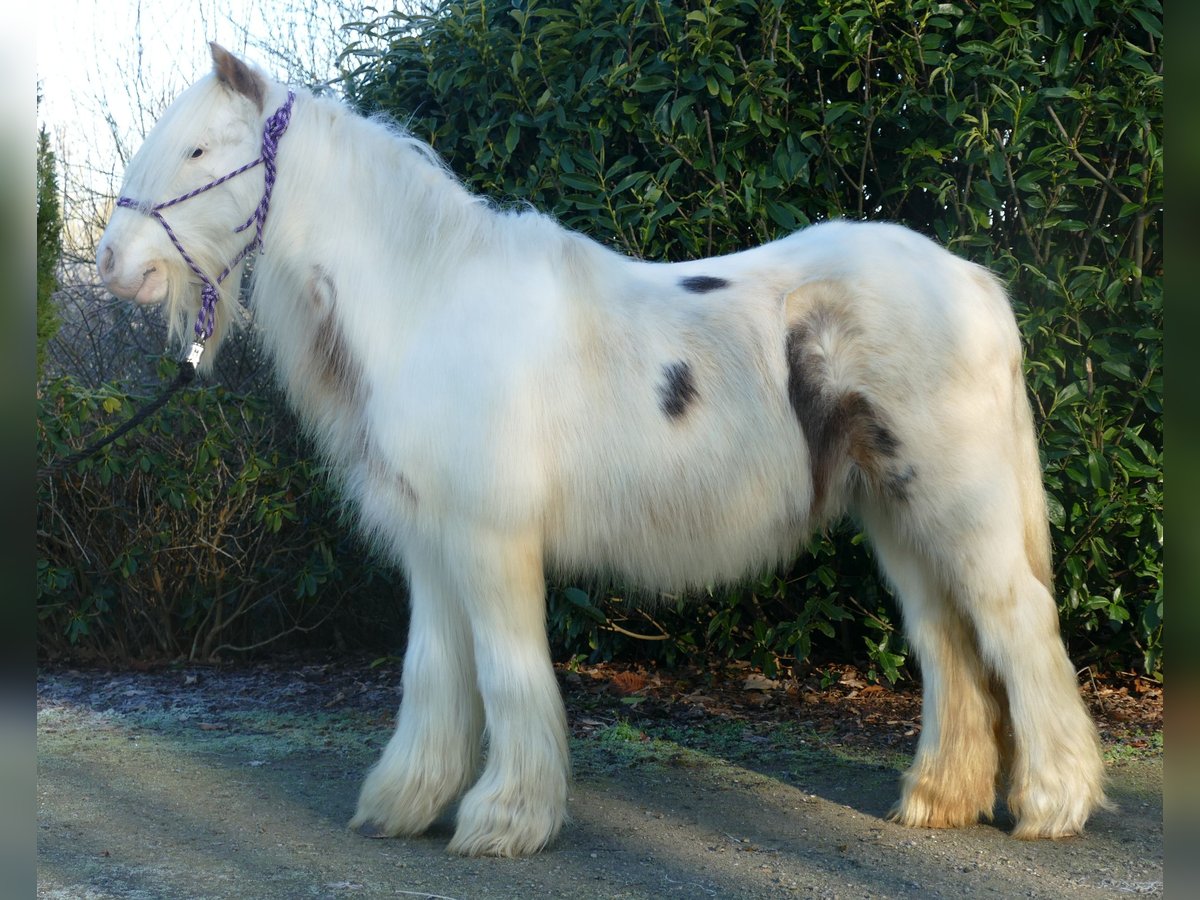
left=117, top=90, right=295, bottom=361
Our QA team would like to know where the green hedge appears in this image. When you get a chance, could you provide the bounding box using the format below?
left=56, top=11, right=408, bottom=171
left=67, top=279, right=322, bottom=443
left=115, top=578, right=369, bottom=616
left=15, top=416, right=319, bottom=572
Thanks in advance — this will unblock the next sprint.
left=37, top=0, right=1161, bottom=678
left=343, top=0, right=1163, bottom=678
left=36, top=369, right=402, bottom=662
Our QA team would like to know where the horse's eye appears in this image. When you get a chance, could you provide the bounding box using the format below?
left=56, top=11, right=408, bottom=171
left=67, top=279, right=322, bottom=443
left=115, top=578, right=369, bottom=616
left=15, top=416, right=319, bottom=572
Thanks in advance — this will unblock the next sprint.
left=190, top=147, right=204, bottom=159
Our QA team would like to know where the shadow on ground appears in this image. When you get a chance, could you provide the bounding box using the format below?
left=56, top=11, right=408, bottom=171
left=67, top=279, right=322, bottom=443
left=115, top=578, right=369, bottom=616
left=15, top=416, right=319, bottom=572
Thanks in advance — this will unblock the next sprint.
left=37, top=664, right=1163, bottom=899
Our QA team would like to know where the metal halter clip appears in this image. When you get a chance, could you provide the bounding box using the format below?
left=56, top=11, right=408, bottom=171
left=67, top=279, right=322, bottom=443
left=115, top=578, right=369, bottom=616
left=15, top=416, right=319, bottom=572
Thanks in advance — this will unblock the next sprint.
left=185, top=342, right=205, bottom=368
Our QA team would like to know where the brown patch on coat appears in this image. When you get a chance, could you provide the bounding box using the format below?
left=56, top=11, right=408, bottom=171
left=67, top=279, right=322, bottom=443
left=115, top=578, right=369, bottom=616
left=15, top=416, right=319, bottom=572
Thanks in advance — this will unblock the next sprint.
left=785, top=310, right=906, bottom=514
left=352, top=424, right=418, bottom=509
left=307, top=267, right=365, bottom=408
left=210, top=42, right=265, bottom=112
left=364, top=454, right=419, bottom=507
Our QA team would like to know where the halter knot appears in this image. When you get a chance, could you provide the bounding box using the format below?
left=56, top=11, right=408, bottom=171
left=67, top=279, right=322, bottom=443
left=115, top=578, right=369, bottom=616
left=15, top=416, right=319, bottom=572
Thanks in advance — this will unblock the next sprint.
left=117, top=90, right=296, bottom=347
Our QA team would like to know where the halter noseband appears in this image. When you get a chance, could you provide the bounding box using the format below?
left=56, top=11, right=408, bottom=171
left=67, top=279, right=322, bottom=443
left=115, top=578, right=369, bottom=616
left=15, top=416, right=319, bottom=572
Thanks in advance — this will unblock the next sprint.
left=117, top=90, right=295, bottom=365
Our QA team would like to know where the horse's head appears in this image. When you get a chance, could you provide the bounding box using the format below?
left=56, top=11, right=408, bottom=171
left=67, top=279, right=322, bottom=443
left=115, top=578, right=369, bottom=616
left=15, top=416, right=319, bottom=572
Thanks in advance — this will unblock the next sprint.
left=97, top=43, right=280, bottom=367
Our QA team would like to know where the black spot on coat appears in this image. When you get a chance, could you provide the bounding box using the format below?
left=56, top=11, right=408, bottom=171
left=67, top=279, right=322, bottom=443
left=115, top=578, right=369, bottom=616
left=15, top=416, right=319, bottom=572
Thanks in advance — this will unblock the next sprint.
left=660, top=361, right=698, bottom=419
left=680, top=275, right=729, bottom=294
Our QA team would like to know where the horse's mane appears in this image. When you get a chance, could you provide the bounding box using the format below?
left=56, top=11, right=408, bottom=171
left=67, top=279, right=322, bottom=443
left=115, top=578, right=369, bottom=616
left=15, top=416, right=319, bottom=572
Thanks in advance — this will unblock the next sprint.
left=278, top=88, right=606, bottom=286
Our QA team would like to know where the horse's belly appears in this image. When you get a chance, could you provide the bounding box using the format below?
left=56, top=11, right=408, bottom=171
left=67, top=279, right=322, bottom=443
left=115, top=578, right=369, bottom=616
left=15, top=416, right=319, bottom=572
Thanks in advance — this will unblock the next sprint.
left=544, top=443, right=812, bottom=590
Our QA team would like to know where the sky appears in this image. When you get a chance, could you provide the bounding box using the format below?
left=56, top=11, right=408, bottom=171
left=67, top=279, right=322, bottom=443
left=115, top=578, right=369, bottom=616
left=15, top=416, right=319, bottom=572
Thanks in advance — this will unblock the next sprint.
left=36, top=0, right=388, bottom=251
left=40, top=1, right=279, bottom=156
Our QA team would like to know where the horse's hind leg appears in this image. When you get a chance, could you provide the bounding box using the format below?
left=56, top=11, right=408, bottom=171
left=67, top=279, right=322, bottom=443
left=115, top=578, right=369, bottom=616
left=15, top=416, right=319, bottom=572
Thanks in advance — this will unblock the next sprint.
left=863, top=453, right=1106, bottom=837
left=862, top=509, right=1003, bottom=828
left=945, top=506, right=1107, bottom=837
left=443, top=525, right=569, bottom=857
left=351, top=544, right=485, bottom=837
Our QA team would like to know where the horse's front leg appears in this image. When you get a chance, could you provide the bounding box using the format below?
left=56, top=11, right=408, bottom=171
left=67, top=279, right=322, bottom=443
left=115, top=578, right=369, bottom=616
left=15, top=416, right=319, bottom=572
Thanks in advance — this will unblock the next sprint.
left=350, top=544, right=485, bottom=837
left=444, top=525, right=570, bottom=857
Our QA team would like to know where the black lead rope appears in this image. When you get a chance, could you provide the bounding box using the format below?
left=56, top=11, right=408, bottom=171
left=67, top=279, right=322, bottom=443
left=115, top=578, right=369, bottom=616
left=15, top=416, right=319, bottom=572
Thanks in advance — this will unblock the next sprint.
left=37, top=350, right=200, bottom=481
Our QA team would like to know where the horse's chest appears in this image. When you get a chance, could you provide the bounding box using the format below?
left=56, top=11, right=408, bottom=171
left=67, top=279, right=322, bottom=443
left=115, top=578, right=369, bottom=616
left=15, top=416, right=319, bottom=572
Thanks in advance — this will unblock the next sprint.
left=352, top=360, right=553, bottom=526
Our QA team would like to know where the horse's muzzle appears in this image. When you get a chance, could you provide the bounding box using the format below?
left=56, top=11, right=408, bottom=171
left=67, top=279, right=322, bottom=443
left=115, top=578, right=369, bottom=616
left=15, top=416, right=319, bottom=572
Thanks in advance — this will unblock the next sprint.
left=97, top=242, right=168, bottom=305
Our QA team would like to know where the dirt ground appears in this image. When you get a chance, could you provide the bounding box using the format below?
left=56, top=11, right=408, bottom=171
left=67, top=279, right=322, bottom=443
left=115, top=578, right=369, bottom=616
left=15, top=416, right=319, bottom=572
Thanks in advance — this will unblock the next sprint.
left=37, top=657, right=1163, bottom=899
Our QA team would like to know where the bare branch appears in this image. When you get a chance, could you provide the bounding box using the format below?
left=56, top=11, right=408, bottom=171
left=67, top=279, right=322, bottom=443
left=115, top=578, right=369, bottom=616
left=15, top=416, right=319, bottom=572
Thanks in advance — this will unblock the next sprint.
left=1044, top=104, right=1135, bottom=207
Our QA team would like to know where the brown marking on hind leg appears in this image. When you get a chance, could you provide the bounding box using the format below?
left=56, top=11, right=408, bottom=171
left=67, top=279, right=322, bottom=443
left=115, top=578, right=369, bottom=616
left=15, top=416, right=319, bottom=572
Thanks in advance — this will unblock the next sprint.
left=784, top=303, right=910, bottom=515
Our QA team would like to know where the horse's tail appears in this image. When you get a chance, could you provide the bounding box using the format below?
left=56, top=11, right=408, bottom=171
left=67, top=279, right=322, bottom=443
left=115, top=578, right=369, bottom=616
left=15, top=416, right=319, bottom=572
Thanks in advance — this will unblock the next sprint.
left=1014, top=374, right=1053, bottom=594
left=959, top=261, right=1055, bottom=591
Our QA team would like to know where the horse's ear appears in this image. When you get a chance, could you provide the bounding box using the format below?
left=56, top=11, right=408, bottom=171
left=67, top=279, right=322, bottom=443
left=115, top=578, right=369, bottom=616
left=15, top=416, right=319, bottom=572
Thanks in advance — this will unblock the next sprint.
left=210, top=42, right=265, bottom=112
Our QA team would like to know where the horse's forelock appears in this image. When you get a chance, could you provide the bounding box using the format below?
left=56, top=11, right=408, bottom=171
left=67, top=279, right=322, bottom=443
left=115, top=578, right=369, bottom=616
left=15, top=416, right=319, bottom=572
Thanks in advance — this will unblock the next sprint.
left=119, top=77, right=226, bottom=203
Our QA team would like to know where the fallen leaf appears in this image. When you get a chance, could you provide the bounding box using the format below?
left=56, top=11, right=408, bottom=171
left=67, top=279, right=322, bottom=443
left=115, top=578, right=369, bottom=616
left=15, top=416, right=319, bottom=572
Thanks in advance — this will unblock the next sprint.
left=743, top=674, right=781, bottom=692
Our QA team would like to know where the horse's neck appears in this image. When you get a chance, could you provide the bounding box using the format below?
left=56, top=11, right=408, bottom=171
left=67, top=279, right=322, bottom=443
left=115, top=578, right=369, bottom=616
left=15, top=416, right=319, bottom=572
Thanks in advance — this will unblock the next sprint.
left=265, top=94, right=490, bottom=301
left=252, top=90, right=619, bottom=374
left=248, top=90, right=532, bottom=401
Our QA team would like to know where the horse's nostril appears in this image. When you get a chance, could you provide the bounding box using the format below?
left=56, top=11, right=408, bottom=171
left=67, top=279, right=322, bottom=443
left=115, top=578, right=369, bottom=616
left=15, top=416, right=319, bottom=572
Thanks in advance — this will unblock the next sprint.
left=100, top=246, right=115, bottom=277
left=141, top=265, right=158, bottom=279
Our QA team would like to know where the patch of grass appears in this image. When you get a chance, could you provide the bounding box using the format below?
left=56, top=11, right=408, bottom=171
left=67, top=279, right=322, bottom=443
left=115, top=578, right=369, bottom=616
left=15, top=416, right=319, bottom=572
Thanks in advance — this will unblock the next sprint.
left=1104, top=730, right=1163, bottom=763
left=572, top=714, right=910, bottom=787
left=38, top=700, right=381, bottom=761
left=573, top=721, right=714, bottom=775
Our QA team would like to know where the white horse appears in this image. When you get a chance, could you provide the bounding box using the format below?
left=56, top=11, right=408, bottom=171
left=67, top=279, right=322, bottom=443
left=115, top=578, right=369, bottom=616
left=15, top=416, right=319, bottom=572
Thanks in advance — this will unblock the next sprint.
left=97, top=44, right=1106, bottom=857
